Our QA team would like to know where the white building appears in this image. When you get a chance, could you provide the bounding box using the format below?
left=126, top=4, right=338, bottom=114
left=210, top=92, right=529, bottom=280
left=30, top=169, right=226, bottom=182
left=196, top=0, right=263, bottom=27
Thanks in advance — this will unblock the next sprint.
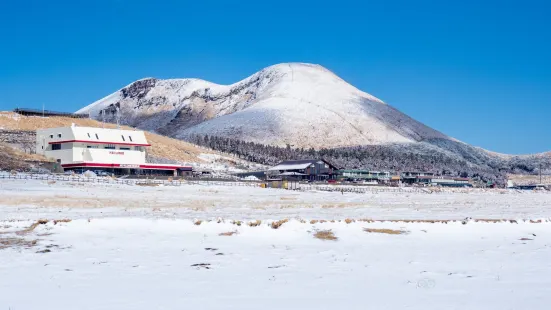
left=36, top=125, right=192, bottom=176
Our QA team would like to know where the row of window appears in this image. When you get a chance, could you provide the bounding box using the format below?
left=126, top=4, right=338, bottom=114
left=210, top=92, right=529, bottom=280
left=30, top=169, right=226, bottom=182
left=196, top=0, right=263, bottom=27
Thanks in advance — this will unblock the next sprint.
left=49, top=134, right=62, bottom=139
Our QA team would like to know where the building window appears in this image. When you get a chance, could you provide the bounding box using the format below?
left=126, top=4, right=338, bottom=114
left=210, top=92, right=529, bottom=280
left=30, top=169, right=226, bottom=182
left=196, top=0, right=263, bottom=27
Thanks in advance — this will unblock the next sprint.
left=120, top=147, right=130, bottom=150
left=87, top=145, right=98, bottom=149
left=95, top=133, right=99, bottom=140
left=57, top=133, right=62, bottom=138
left=128, top=136, right=133, bottom=142
left=134, top=146, right=142, bottom=151
left=49, top=134, right=53, bottom=139
left=87, top=133, right=91, bottom=138
left=51, top=143, right=61, bottom=150
left=104, top=144, right=116, bottom=150
left=121, top=135, right=126, bottom=142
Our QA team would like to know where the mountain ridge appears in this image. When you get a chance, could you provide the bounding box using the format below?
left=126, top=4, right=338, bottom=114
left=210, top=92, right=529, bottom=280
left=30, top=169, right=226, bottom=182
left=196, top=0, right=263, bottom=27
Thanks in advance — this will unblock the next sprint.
left=77, top=63, right=451, bottom=149
left=77, top=63, right=550, bottom=181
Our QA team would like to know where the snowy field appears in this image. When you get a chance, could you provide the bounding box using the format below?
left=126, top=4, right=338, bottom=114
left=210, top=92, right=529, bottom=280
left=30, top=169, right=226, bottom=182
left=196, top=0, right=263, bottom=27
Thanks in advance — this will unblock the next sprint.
left=2, top=179, right=551, bottom=309
left=1, top=178, right=551, bottom=221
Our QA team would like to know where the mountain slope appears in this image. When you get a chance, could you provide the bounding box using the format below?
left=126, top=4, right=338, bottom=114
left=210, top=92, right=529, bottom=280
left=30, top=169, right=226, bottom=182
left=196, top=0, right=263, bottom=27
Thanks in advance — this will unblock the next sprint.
left=0, top=112, right=264, bottom=173
left=78, top=63, right=449, bottom=149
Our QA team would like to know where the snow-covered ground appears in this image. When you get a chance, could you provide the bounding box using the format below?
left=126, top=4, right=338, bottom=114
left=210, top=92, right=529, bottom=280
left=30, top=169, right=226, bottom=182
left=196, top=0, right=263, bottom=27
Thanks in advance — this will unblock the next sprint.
left=1, top=179, right=551, bottom=221
left=2, top=179, right=551, bottom=309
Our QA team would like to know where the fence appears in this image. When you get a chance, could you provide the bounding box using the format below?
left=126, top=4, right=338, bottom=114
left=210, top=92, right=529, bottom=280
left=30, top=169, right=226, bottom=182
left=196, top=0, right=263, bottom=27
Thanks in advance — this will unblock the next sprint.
left=0, top=173, right=489, bottom=195
left=0, top=173, right=261, bottom=188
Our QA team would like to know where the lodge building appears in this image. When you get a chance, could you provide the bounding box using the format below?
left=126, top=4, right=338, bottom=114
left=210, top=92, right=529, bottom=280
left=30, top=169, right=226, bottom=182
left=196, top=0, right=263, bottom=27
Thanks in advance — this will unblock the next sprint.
left=266, top=159, right=337, bottom=181
left=35, top=125, right=192, bottom=176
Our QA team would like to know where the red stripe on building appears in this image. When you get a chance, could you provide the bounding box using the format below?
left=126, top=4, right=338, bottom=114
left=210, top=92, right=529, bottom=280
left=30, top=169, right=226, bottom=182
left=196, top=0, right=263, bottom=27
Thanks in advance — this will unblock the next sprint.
left=49, top=140, right=151, bottom=146
left=61, top=162, right=192, bottom=171
left=62, top=163, right=120, bottom=168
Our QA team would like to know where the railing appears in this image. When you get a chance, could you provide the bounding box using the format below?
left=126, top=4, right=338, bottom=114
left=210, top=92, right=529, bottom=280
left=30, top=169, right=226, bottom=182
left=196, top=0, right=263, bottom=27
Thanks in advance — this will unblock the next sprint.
left=0, top=173, right=511, bottom=195
left=0, top=173, right=261, bottom=188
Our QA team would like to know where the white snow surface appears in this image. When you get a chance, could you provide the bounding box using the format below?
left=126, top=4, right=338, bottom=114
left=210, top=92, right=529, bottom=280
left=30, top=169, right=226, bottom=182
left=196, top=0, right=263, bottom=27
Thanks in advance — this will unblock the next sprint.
left=77, top=63, right=449, bottom=148
left=2, top=179, right=551, bottom=309
left=2, top=179, right=551, bottom=221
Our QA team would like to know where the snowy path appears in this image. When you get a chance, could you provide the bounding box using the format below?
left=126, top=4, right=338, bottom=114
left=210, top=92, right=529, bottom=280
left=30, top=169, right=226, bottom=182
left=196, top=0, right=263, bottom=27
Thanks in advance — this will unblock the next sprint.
left=1, top=219, right=551, bottom=309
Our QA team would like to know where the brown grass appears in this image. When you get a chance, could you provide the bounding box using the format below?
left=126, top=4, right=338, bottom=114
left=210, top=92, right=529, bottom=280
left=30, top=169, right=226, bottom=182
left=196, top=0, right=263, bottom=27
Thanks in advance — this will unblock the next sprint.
left=0, top=112, right=219, bottom=163
left=53, top=219, right=72, bottom=225
left=16, top=219, right=48, bottom=235
left=363, top=228, right=408, bottom=235
left=0, top=237, right=38, bottom=250
left=193, top=220, right=202, bottom=226
left=271, top=219, right=289, bottom=229
left=248, top=220, right=262, bottom=227
left=279, top=197, right=297, bottom=201
left=310, top=220, right=319, bottom=224
left=219, top=231, right=238, bottom=236
left=344, top=218, right=354, bottom=224
left=313, top=230, right=338, bottom=241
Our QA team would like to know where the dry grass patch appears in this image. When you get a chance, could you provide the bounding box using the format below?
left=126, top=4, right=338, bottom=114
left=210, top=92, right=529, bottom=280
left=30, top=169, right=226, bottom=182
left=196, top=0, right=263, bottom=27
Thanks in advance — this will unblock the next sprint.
left=310, top=220, right=319, bottom=224
left=219, top=231, right=238, bottom=236
left=279, top=197, right=298, bottom=201
left=0, top=237, right=38, bottom=250
left=16, top=219, right=48, bottom=236
left=313, top=230, right=338, bottom=241
left=53, top=219, right=72, bottom=225
left=271, top=219, right=289, bottom=229
left=193, top=220, right=202, bottom=226
left=364, top=228, right=408, bottom=235
left=248, top=220, right=262, bottom=227
left=344, top=218, right=354, bottom=224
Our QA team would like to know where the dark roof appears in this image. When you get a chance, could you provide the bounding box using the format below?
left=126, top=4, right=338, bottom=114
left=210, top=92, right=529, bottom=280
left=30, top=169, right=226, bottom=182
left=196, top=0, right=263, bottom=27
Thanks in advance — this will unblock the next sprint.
left=276, top=159, right=337, bottom=170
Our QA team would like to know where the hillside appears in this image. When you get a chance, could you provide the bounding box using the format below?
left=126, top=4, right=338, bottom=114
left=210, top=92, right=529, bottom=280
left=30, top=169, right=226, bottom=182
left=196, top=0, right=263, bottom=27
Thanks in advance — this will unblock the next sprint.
left=77, top=63, right=550, bottom=182
left=77, top=63, right=449, bottom=149
left=0, top=112, right=263, bottom=172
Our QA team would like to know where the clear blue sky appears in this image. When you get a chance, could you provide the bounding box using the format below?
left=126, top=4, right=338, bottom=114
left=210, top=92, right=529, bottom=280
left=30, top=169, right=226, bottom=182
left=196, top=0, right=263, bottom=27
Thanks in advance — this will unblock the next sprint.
left=1, top=0, right=549, bottom=154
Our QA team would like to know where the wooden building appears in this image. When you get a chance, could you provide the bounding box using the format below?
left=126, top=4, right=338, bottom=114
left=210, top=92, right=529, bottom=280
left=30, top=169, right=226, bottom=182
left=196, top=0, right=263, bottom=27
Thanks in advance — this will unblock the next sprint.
left=266, top=159, right=337, bottom=181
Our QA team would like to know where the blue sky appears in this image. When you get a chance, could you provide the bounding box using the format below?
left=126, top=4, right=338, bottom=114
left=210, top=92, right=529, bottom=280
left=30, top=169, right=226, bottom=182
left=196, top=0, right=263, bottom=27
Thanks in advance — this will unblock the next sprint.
left=1, top=0, right=549, bottom=154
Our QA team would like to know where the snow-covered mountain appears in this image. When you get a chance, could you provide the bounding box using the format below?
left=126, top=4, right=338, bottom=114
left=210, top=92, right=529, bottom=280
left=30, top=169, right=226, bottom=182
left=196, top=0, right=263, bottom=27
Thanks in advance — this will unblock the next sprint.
left=78, top=63, right=451, bottom=149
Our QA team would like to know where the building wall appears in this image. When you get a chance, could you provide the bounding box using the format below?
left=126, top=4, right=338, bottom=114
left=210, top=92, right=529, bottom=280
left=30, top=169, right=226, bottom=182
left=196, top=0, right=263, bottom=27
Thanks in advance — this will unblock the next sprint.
left=36, top=127, right=148, bottom=165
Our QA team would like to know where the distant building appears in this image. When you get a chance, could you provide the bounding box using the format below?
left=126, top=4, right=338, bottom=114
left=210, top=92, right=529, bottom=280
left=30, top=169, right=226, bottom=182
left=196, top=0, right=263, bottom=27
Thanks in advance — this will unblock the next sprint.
left=266, top=159, right=337, bottom=181
left=400, top=171, right=435, bottom=184
left=36, top=125, right=192, bottom=176
left=336, top=170, right=391, bottom=182
left=415, top=176, right=471, bottom=187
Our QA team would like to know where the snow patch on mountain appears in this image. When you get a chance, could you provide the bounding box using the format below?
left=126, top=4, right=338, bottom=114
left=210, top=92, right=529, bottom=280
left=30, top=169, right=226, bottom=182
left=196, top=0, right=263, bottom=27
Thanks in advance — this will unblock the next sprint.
left=78, top=63, right=449, bottom=149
